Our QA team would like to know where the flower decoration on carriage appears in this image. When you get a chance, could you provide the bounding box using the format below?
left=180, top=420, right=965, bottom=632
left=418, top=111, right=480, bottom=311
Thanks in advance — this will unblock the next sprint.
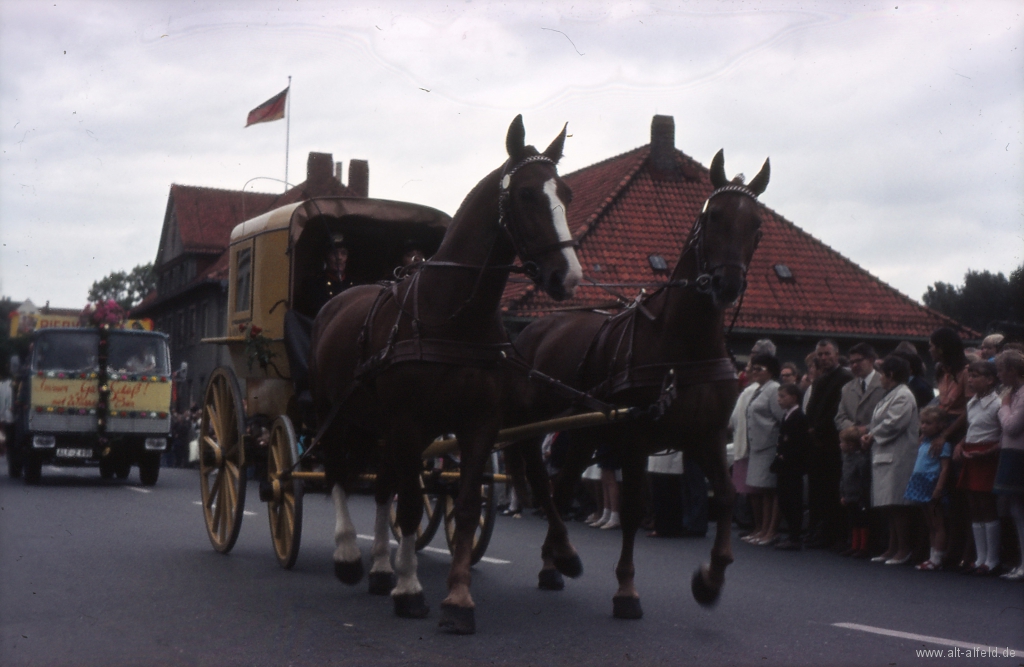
left=239, top=322, right=278, bottom=373
left=79, top=299, right=126, bottom=328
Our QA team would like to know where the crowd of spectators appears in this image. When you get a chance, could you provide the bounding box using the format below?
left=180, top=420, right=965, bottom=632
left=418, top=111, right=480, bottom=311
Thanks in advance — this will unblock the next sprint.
left=720, top=329, right=1024, bottom=580
left=520, top=329, right=1024, bottom=583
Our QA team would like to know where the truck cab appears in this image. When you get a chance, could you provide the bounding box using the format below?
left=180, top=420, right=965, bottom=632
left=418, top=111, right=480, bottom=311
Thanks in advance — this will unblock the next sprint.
left=10, top=328, right=172, bottom=485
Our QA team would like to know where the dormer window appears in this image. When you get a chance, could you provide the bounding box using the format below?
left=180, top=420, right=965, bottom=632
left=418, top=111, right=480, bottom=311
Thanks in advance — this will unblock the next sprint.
left=648, top=254, right=669, bottom=274
left=774, top=263, right=794, bottom=282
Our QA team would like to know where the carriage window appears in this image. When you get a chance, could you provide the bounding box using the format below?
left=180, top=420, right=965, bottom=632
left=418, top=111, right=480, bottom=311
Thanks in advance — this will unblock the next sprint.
left=235, top=247, right=252, bottom=312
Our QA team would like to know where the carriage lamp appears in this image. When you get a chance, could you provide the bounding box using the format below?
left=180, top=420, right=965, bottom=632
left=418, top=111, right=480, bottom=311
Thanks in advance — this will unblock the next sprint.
left=145, top=438, right=167, bottom=451
left=33, top=435, right=56, bottom=449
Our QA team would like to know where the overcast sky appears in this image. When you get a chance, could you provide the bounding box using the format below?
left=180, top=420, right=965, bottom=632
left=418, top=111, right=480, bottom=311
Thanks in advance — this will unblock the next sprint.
left=1, top=0, right=1021, bottom=309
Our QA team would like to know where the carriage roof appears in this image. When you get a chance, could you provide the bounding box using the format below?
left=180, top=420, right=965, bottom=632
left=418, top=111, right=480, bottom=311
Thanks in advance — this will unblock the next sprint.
left=229, top=197, right=451, bottom=246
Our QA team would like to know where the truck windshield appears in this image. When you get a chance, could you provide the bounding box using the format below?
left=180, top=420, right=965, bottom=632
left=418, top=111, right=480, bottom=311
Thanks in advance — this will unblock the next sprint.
left=33, top=331, right=100, bottom=372
left=108, top=333, right=170, bottom=375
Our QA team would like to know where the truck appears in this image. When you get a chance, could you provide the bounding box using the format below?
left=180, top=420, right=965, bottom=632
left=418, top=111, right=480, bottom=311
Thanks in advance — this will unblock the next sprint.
left=7, top=327, right=172, bottom=485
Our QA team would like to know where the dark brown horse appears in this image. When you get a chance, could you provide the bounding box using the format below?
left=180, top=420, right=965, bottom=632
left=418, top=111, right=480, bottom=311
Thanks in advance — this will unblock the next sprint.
left=308, top=116, right=581, bottom=634
left=508, top=150, right=768, bottom=619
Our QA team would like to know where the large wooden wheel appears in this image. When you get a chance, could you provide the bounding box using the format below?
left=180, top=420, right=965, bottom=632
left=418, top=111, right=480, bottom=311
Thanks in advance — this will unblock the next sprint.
left=267, top=415, right=303, bottom=569
left=443, top=451, right=498, bottom=565
left=199, top=366, right=247, bottom=554
left=390, top=470, right=444, bottom=550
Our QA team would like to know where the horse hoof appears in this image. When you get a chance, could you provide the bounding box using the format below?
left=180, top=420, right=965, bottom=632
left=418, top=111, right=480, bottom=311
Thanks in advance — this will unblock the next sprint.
left=691, top=567, right=721, bottom=607
left=612, top=596, right=643, bottom=619
left=393, top=592, right=430, bottom=619
left=439, top=603, right=476, bottom=635
left=334, top=559, right=364, bottom=585
left=368, top=571, right=395, bottom=596
left=554, top=554, right=583, bottom=579
left=538, top=569, right=565, bottom=591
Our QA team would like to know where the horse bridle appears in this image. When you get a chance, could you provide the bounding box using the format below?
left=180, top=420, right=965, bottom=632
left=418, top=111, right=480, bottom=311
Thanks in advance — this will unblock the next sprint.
left=684, top=184, right=762, bottom=295
left=497, top=154, right=579, bottom=281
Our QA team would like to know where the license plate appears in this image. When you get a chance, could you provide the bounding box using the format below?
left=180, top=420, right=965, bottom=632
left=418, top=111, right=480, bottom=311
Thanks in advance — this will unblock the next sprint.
left=56, top=448, right=93, bottom=458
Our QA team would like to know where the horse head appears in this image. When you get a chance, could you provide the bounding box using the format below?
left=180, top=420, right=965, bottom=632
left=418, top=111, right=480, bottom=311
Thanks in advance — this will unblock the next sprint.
left=689, top=149, right=769, bottom=309
left=499, top=115, right=583, bottom=301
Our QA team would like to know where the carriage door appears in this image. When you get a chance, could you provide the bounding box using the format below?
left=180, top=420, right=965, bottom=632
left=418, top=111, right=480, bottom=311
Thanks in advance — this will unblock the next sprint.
left=230, top=241, right=254, bottom=328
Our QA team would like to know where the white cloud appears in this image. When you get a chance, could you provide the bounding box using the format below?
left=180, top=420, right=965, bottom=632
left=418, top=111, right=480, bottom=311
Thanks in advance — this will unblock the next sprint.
left=1, top=0, right=1021, bottom=306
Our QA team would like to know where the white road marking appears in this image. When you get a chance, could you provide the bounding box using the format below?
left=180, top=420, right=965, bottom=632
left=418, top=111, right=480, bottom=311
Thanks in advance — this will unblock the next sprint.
left=191, top=500, right=255, bottom=515
left=125, top=486, right=151, bottom=494
left=356, top=534, right=511, bottom=565
left=833, top=623, right=1023, bottom=654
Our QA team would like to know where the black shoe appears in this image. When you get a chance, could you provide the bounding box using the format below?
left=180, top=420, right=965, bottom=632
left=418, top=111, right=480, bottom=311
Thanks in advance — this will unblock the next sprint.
left=774, top=538, right=802, bottom=551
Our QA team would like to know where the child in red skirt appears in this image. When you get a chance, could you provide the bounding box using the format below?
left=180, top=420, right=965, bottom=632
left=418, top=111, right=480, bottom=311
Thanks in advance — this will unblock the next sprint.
left=955, top=360, right=1002, bottom=574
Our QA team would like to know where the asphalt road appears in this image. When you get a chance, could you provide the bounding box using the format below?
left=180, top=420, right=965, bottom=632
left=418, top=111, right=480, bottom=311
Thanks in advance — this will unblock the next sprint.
left=2, top=465, right=1022, bottom=667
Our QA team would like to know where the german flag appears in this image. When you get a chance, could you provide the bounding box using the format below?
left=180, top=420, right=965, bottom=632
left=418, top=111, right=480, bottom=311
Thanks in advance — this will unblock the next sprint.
left=245, top=87, right=288, bottom=127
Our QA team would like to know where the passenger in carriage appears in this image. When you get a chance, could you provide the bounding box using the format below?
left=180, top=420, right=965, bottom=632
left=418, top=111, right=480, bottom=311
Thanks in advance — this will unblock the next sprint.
left=294, top=233, right=353, bottom=318
left=287, top=234, right=354, bottom=418
left=393, top=240, right=427, bottom=278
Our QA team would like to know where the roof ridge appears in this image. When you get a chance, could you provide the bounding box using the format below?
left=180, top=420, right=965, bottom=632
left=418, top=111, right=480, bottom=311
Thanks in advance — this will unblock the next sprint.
left=171, top=183, right=281, bottom=199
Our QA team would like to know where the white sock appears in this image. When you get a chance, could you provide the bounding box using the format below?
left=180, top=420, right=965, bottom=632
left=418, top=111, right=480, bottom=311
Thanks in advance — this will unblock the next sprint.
left=593, top=509, right=611, bottom=525
left=971, top=522, right=987, bottom=567
left=605, top=511, right=620, bottom=525
left=930, top=548, right=945, bottom=566
left=984, top=521, right=1001, bottom=569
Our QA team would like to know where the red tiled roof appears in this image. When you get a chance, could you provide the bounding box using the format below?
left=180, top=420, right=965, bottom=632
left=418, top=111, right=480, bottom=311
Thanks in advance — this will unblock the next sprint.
left=168, top=184, right=279, bottom=254
left=502, top=137, right=975, bottom=339
left=169, top=174, right=360, bottom=256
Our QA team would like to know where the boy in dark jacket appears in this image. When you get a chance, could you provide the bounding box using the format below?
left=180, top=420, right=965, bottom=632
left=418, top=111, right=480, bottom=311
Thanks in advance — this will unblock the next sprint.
left=774, top=383, right=811, bottom=550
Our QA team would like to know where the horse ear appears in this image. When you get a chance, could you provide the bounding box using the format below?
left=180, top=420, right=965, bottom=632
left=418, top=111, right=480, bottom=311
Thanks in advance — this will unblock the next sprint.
left=710, top=149, right=727, bottom=188
left=542, top=123, right=568, bottom=164
left=747, top=158, right=770, bottom=196
left=506, top=114, right=526, bottom=160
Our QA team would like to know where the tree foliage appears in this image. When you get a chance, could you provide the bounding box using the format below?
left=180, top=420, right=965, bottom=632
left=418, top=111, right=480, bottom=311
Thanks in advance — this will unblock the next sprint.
left=87, top=263, right=156, bottom=312
left=923, top=263, right=1024, bottom=334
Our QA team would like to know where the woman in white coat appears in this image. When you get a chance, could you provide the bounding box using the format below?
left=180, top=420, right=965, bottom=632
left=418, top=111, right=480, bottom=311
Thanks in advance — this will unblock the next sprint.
left=743, top=354, right=786, bottom=545
left=862, top=355, right=920, bottom=565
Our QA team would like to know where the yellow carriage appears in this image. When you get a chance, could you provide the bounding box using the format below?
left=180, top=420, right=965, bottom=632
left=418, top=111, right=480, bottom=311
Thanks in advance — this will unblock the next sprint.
left=197, top=196, right=464, bottom=568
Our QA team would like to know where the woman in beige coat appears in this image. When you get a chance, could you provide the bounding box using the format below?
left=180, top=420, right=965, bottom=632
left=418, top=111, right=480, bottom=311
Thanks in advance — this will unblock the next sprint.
left=862, top=355, right=920, bottom=565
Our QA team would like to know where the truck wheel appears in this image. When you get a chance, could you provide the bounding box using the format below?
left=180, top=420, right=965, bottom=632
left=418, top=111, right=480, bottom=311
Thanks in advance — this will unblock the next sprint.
left=99, top=458, right=115, bottom=479
left=23, top=453, right=42, bottom=485
left=140, top=453, right=160, bottom=486
left=115, top=459, right=131, bottom=480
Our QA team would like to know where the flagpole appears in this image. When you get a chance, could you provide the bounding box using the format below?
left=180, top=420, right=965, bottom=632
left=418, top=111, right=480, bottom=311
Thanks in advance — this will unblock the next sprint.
left=284, top=75, right=292, bottom=193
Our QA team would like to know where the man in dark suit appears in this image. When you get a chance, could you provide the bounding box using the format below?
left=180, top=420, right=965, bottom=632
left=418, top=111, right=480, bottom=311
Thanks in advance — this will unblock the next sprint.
left=804, top=339, right=854, bottom=548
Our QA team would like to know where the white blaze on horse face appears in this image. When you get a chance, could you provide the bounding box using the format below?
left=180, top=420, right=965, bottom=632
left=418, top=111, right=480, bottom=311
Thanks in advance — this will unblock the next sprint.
left=392, top=534, right=423, bottom=596
left=332, top=485, right=361, bottom=565
left=543, top=178, right=582, bottom=293
left=370, top=499, right=394, bottom=575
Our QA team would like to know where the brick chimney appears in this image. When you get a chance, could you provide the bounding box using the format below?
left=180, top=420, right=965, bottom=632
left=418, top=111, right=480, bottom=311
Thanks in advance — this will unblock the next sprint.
left=649, top=115, right=679, bottom=180
left=348, top=159, right=369, bottom=197
left=307, top=152, right=334, bottom=184
left=334, top=161, right=343, bottom=183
